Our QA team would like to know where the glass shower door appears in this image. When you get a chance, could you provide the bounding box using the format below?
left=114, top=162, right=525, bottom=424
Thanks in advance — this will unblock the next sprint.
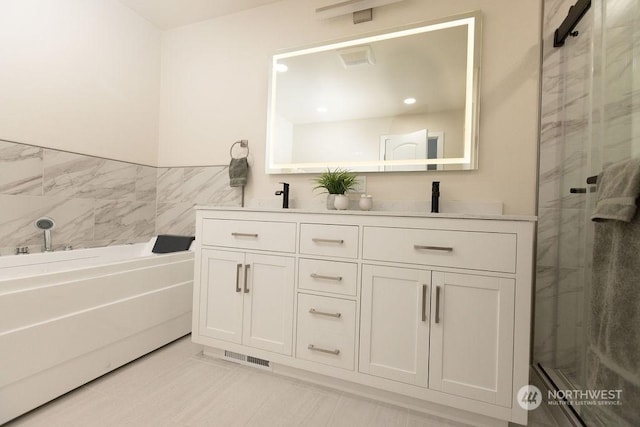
left=536, top=0, right=640, bottom=424
left=582, top=0, right=640, bottom=425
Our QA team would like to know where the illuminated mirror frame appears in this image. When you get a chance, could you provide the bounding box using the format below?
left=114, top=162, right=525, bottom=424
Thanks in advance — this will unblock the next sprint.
left=265, top=12, right=481, bottom=174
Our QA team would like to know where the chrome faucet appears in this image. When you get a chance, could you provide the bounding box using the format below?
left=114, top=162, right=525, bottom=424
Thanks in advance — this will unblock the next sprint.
left=35, top=217, right=56, bottom=252
left=275, top=182, right=290, bottom=209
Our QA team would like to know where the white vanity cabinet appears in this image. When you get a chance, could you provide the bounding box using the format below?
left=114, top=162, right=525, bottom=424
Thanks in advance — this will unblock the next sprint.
left=192, top=208, right=535, bottom=426
left=360, top=265, right=431, bottom=386
left=295, top=293, right=357, bottom=370
left=360, top=226, right=518, bottom=406
left=196, top=220, right=295, bottom=356
left=428, top=272, right=515, bottom=406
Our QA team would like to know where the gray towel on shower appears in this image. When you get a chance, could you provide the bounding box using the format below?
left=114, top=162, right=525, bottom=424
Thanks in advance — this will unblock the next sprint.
left=229, top=157, right=249, bottom=187
left=586, top=157, right=640, bottom=425
left=591, top=157, right=640, bottom=222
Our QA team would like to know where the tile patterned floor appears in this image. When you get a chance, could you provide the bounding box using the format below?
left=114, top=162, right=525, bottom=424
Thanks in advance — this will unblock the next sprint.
left=6, top=335, right=556, bottom=427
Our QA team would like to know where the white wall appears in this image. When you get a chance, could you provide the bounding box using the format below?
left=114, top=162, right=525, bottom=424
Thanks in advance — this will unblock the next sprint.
left=293, top=116, right=393, bottom=164
left=289, top=110, right=463, bottom=165
left=164, top=0, right=541, bottom=214
left=0, top=0, right=161, bottom=165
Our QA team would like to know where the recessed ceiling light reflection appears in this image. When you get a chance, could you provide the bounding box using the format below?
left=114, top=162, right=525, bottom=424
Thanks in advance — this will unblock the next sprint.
left=316, top=107, right=328, bottom=113
left=275, top=63, right=288, bottom=72
left=403, top=97, right=417, bottom=105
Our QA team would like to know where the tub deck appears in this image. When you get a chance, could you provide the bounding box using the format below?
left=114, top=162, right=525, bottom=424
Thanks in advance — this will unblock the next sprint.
left=0, top=243, right=194, bottom=424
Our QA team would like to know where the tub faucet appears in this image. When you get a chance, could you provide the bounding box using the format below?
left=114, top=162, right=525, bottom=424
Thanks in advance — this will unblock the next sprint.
left=275, top=182, right=290, bottom=209
left=35, top=217, right=56, bottom=252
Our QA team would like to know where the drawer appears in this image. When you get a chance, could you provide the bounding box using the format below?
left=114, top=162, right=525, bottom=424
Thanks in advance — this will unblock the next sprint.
left=201, top=219, right=296, bottom=253
left=296, top=294, right=356, bottom=370
left=299, top=224, right=359, bottom=259
left=298, top=258, right=358, bottom=296
left=363, top=226, right=517, bottom=273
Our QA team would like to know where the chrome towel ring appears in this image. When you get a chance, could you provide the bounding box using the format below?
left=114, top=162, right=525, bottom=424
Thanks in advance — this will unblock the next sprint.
left=230, top=140, right=249, bottom=159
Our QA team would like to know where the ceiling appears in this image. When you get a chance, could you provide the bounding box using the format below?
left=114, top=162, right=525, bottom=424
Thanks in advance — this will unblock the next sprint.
left=118, top=0, right=284, bottom=29
left=275, top=24, right=468, bottom=124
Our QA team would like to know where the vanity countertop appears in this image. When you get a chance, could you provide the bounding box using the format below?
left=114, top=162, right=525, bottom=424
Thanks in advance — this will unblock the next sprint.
left=194, top=206, right=537, bottom=222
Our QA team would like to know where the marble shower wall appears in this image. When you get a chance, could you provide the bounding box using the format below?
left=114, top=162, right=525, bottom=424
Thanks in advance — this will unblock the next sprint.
left=594, top=0, right=640, bottom=169
left=536, top=0, right=640, bottom=383
left=535, top=0, right=593, bottom=375
left=0, top=140, right=241, bottom=255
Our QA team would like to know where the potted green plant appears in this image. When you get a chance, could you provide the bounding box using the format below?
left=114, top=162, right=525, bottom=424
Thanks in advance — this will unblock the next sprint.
left=313, top=168, right=358, bottom=210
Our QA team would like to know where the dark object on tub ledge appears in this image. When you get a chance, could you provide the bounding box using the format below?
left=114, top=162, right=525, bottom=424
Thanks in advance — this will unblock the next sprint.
left=152, top=235, right=195, bottom=253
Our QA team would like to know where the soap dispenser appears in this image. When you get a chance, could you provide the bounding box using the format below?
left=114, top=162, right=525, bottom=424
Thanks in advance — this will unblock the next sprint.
left=431, top=181, right=440, bottom=213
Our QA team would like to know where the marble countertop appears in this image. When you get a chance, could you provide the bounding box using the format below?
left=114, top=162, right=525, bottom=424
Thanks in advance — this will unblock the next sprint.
left=194, top=206, right=537, bottom=222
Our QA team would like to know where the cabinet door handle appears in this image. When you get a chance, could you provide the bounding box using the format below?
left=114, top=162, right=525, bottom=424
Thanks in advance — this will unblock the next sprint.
left=435, top=285, right=441, bottom=324
left=232, top=232, right=258, bottom=238
left=243, top=264, right=250, bottom=293
left=310, top=273, right=343, bottom=282
left=414, top=245, right=453, bottom=252
left=309, top=308, right=342, bottom=318
left=235, top=263, right=242, bottom=293
left=312, top=238, right=344, bottom=244
left=308, top=344, right=340, bottom=355
left=422, top=284, right=428, bottom=322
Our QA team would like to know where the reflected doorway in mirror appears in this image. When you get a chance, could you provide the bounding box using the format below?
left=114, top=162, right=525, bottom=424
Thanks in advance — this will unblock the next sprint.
left=379, top=130, right=444, bottom=171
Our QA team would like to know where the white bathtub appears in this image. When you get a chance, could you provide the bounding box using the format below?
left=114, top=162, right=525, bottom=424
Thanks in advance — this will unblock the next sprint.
left=0, top=240, right=194, bottom=424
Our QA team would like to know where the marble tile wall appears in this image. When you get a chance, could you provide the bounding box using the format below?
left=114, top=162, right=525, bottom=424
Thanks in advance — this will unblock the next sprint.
left=535, top=0, right=592, bottom=375
left=536, top=0, right=640, bottom=389
left=0, top=140, right=241, bottom=255
left=156, top=166, right=242, bottom=236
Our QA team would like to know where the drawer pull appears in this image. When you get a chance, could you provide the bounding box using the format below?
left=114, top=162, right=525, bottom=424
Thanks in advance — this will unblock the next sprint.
left=309, top=308, right=342, bottom=318
left=310, top=273, right=343, bottom=282
left=235, top=263, right=242, bottom=293
left=243, top=264, right=250, bottom=293
left=232, top=232, right=259, bottom=238
left=435, top=285, right=441, bottom=324
left=413, top=245, right=453, bottom=252
left=312, top=238, right=344, bottom=244
left=308, top=344, right=340, bottom=355
left=421, top=284, right=428, bottom=322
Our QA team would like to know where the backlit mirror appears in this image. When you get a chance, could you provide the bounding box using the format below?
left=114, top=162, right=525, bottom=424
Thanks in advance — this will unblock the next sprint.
left=265, top=12, right=481, bottom=174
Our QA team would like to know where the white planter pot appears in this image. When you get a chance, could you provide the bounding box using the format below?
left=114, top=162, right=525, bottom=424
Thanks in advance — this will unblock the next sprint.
left=334, top=194, right=349, bottom=210
left=326, top=194, right=337, bottom=210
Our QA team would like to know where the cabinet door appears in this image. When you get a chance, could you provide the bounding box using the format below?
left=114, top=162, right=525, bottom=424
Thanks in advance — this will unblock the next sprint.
left=360, top=265, right=430, bottom=386
left=198, top=249, right=244, bottom=344
left=242, top=253, right=295, bottom=355
left=429, top=272, right=515, bottom=406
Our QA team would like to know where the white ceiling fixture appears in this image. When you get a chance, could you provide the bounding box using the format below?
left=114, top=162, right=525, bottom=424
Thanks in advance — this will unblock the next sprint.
left=315, top=0, right=404, bottom=20
left=337, top=45, right=375, bottom=68
left=118, top=0, right=284, bottom=30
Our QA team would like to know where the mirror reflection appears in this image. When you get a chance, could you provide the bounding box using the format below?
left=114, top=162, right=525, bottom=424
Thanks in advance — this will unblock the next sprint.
left=266, top=13, right=481, bottom=174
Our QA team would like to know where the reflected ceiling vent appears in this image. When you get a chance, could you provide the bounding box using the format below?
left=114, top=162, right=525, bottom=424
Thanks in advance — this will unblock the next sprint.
left=338, top=45, right=375, bottom=68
